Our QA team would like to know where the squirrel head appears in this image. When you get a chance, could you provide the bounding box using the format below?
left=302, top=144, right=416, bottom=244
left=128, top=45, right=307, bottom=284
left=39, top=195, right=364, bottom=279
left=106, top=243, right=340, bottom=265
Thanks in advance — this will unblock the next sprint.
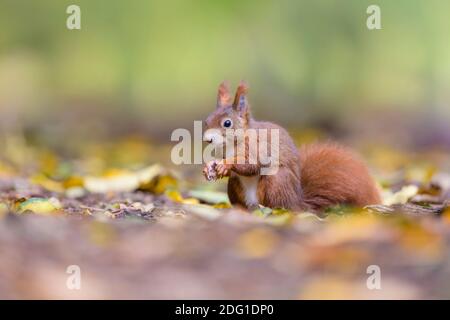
left=203, top=81, right=251, bottom=147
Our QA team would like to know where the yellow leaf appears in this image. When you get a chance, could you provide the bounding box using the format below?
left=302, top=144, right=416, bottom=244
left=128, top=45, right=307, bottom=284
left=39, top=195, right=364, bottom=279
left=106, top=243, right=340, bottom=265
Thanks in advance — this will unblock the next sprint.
left=213, top=202, right=231, bottom=209
left=83, top=164, right=178, bottom=194
left=253, top=205, right=272, bottom=217
left=84, top=169, right=139, bottom=193
left=63, top=176, right=84, bottom=189
left=30, top=174, right=64, bottom=192
left=138, top=164, right=178, bottom=194
left=15, top=197, right=62, bottom=215
left=136, top=164, right=165, bottom=184
left=271, top=208, right=290, bottom=215
left=165, top=189, right=199, bottom=204
left=145, top=175, right=178, bottom=194
left=182, top=198, right=200, bottom=205
left=165, top=189, right=184, bottom=202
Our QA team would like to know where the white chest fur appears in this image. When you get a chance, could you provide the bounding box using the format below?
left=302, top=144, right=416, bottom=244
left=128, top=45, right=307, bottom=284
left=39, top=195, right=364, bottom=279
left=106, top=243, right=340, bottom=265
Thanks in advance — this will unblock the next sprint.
left=238, top=175, right=260, bottom=207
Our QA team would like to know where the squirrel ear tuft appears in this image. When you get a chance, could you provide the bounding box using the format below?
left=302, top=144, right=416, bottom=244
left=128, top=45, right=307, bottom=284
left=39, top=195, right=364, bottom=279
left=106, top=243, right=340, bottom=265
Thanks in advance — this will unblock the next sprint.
left=232, top=80, right=249, bottom=113
left=217, top=81, right=231, bottom=109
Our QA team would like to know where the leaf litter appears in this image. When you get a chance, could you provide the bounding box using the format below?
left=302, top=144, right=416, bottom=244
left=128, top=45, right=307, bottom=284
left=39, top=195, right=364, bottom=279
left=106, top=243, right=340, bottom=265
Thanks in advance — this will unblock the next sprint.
left=0, top=137, right=449, bottom=299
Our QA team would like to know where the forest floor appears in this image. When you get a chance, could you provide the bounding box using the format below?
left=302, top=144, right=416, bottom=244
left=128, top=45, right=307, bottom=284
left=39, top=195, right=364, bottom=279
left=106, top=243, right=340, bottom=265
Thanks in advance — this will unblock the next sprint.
left=0, top=134, right=449, bottom=299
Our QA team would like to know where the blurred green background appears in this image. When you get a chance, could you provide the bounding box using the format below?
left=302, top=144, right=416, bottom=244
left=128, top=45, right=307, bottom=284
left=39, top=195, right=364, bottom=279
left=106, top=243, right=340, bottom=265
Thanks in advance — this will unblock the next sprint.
left=0, top=0, right=449, bottom=148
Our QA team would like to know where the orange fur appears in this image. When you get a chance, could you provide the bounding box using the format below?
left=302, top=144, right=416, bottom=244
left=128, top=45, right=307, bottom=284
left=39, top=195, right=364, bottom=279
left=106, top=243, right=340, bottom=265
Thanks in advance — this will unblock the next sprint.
left=299, top=143, right=381, bottom=211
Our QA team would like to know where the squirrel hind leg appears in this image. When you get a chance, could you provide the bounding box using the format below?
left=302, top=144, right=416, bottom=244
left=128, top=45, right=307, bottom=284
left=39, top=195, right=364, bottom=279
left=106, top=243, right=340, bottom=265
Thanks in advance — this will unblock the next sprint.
left=258, top=168, right=305, bottom=210
left=299, top=143, right=381, bottom=211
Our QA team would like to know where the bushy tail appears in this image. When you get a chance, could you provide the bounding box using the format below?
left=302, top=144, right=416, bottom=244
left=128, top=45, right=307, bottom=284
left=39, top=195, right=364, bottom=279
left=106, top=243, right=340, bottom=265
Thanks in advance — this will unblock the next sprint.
left=299, top=142, right=381, bottom=211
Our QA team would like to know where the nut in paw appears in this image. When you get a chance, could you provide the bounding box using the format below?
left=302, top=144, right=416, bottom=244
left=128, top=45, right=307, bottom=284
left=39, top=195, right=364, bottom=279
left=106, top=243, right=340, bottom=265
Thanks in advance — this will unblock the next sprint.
left=203, top=160, right=218, bottom=181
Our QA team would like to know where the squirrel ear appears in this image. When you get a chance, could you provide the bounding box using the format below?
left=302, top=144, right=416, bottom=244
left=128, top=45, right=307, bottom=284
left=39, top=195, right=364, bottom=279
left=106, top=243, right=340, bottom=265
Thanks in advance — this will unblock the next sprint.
left=217, top=81, right=231, bottom=109
left=232, top=80, right=249, bottom=115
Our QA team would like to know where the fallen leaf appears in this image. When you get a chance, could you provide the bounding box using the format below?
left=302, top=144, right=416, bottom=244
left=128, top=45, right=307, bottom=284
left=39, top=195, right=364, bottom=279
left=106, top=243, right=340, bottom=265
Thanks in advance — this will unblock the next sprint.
left=84, top=169, right=139, bottom=193
left=253, top=205, right=272, bottom=217
left=83, top=164, right=178, bottom=194
left=15, top=197, right=62, bottom=215
left=129, top=202, right=155, bottom=213
left=138, top=164, right=178, bottom=194
left=383, top=185, right=419, bottom=205
left=165, top=189, right=199, bottom=204
left=137, top=164, right=165, bottom=184
left=213, top=202, right=232, bottom=209
left=63, top=176, right=84, bottom=189
left=188, top=190, right=229, bottom=204
left=30, top=174, right=64, bottom=192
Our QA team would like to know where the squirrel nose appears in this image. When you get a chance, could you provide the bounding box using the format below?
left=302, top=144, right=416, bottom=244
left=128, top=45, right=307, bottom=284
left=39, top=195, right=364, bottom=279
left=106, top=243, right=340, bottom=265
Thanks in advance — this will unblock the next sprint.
left=204, top=129, right=223, bottom=145
left=203, top=131, right=213, bottom=143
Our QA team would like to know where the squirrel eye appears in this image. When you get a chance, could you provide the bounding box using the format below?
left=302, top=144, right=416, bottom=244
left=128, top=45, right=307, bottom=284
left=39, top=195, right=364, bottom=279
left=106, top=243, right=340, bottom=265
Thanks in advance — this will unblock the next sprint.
left=222, top=119, right=233, bottom=128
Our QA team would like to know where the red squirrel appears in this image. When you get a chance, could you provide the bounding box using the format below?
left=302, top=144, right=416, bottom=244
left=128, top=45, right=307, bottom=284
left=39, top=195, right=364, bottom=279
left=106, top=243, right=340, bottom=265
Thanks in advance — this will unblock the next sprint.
left=202, top=81, right=381, bottom=212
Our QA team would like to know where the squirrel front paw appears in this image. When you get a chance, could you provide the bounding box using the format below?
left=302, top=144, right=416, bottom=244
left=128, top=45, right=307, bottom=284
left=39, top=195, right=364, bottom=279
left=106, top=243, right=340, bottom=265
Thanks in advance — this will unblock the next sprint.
left=203, top=160, right=231, bottom=181
left=215, top=160, right=232, bottom=178
left=203, top=160, right=218, bottom=181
